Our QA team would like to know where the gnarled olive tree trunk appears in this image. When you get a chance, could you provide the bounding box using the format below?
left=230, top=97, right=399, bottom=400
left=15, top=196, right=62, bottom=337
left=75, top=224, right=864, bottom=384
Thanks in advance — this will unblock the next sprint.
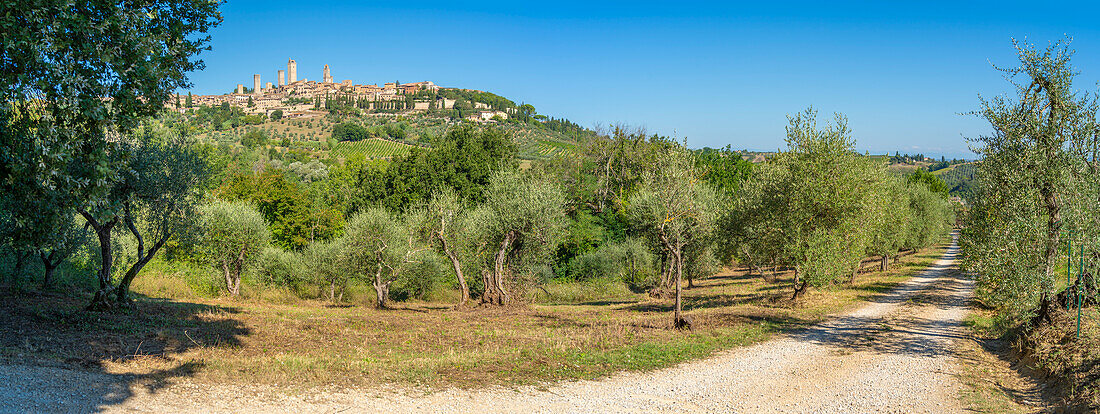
left=481, top=230, right=515, bottom=306
left=438, top=235, right=469, bottom=307
left=115, top=205, right=171, bottom=306
left=79, top=209, right=119, bottom=311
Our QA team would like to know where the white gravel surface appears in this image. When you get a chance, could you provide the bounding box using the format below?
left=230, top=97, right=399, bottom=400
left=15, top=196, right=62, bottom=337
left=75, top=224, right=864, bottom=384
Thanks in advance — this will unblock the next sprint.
left=1, top=238, right=972, bottom=413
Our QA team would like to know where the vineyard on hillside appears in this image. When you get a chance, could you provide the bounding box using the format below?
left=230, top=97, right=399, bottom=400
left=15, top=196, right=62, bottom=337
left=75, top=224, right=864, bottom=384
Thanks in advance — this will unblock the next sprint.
left=333, top=138, right=414, bottom=159
left=505, top=125, right=581, bottom=160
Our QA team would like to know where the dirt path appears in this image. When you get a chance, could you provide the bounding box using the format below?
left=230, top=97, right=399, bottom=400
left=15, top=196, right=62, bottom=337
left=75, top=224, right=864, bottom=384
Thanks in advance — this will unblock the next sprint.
left=2, top=239, right=973, bottom=413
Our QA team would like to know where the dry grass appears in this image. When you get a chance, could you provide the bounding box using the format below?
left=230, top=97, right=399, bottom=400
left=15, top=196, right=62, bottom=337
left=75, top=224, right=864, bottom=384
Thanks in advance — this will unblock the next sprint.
left=0, top=244, right=948, bottom=390
left=1015, top=307, right=1100, bottom=410
left=959, top=297, right=1100, bottom=411
left=957, top=308, right=1046, bottom=413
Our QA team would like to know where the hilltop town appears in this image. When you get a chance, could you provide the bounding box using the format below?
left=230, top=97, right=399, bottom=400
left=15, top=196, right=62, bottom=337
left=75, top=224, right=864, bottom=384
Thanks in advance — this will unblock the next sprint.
left=173, top=58, right=509, bottom=121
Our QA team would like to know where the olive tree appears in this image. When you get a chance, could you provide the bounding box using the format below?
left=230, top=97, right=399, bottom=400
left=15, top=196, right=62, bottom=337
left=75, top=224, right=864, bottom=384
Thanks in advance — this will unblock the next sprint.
left=303, top=240, right=346, bottom=302
left=201, top=201, right=270, bottom=296
left=341, top=207, right=429, bottom=308
left=114, top=126, right=210, bottom=305
left=903, top=182, right=953, bottom=251
left=470, top=170, right=566, bottom=306
left=731, top=108, right=880, bottom=299
left=962, top=38, right=1099, bottom=321
left=76, top=123, right=209, bottom=309
left=626, top=146, right=719, bottom=328
left=866, top=176, right=911, bottom=272
left=419, top=188, right=474, bottom=306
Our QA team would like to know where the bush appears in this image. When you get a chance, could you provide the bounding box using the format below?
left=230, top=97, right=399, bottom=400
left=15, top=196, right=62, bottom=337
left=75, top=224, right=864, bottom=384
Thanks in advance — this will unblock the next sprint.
left=390, top=252, right=448, bottom=302
left=384, top=123, right=407, bottom=140
left=241, top=129, right=268, bottom=148
left=566, top=238, right=657, bottom=291
left=537, top=277, right=636, bottom=303
left=252, top=246, right=309, bottom=295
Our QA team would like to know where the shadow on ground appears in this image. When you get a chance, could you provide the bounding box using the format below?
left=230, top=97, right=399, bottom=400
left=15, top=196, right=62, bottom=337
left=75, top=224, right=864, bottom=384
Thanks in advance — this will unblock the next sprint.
left=784, top=247, right=973, bottom=359
left=0, top=291, right=249, bottom=413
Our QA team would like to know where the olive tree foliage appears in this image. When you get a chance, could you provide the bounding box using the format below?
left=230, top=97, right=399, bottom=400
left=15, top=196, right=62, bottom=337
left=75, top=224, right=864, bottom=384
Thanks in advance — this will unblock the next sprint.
left=341, top=207, right=431, bottom=308
left=625, top=146, right=719, bottom=327
left=73, top=123, right=210, bottom=309
left=729, top=108, right=881, bottom=299
left=859, top=172, right=954, bottom=277
left=961, top=38, right=1100, bottom=321
left=36, top=214, right=92, bottom=289
left=1064, top=114, right=1100, bottom=305
left=302, top=240, right=345, bottom=302
left=114, top=125, right=210, bottom=304
left=569, top=125, right=675, bottom=213
left=566, top=237, right=658, bottom=289
left=866, top=175, right=911, bottom=272
left=200, top=201, right=270, bottom=297
left=468, top=170, right=567, bottom=306
left=902, top=181, right=954, bottom=251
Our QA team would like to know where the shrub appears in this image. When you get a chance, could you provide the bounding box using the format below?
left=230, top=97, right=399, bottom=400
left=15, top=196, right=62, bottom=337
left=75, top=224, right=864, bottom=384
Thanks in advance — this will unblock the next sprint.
left=566, top=238, right=658, bottom=291
left=538, top=277, right=636, bottom=303
left=252, top=246, right=308, bottom=294
left=390, top=252, right=448, bottom=302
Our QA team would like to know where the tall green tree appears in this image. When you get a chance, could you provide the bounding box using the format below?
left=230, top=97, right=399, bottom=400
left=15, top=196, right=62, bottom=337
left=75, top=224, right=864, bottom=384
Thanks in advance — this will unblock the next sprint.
left=962, top=38, right=1100, bottom=321
left=906, top=168, right=950, bottom=198
left=354, top=126, right=516, bottom=212
left=0, top=1, right=221, bottom=302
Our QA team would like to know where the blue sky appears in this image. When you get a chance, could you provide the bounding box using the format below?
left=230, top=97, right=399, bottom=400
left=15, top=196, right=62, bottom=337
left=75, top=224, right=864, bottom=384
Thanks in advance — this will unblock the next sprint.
left=185, top=1, right=1100, bottom=159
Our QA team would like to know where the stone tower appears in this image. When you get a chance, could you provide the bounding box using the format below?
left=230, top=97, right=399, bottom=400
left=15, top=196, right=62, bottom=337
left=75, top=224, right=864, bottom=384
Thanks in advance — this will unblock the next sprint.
left=278, top=70, right=285, bottom=86
left=323, top=64, right=332, bottom=83
left=288, top=59, right=297, bottom=83
left=236, top=84, right=243, bottom=94
left=253, top=74, right=261, bottom=95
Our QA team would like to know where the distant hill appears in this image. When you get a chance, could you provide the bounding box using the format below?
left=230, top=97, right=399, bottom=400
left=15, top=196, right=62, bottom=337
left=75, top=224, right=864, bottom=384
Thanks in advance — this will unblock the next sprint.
left=933, top=162, right=977, bottom=201
left=186, top=90, right=592, bottom=161
left=191, top=109, right=585, bottom=160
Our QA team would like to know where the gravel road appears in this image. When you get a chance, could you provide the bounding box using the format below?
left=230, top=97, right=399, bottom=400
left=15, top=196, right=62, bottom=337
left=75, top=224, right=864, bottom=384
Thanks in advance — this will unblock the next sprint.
left=1, top=238, right=972, bottom=413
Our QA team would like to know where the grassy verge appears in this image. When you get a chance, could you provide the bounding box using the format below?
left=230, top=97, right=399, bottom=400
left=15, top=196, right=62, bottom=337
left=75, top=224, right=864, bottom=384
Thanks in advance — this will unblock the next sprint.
left=958, top=299, right=1100, bottom=411
left=956, top=308, right=1042, bottom=413
left=0, top=243, right=947, bottom=390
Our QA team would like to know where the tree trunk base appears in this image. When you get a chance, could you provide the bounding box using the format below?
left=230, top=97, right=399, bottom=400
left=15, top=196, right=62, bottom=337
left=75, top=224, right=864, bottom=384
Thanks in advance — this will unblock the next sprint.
left=674, top=315, right=694, bottom=331
left=86, top=290, right=116, bottom=312
left=791, top=282, right=809, bottom=300
left=1029, top=295, right=1059, bottom=328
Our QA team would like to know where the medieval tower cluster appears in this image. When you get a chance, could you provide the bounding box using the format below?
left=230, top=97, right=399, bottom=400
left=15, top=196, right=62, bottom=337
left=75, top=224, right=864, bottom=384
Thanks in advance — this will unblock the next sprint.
left=245, top=58, right=342, bottom=95
left=244, top=58, right=341, bottom=94
left=182, top=58, right=442, bottom=119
